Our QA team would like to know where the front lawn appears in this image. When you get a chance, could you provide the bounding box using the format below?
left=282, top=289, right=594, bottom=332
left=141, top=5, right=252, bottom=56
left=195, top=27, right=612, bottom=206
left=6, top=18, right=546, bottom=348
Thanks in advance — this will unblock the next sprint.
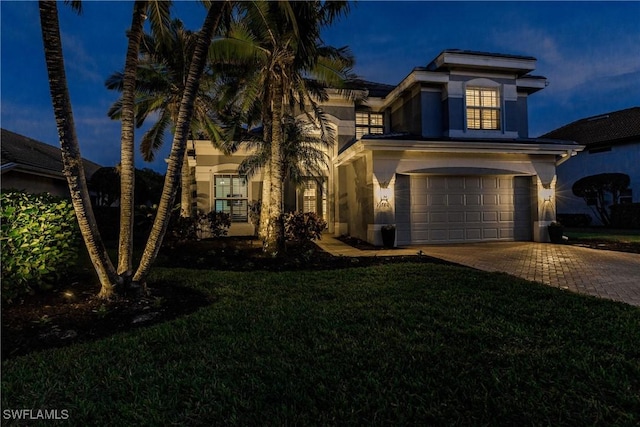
left=2, top=264, right=639, bottom=425
left=565, top=227, right=640, bottom=253
left=564, top=227, right=640, bottom=243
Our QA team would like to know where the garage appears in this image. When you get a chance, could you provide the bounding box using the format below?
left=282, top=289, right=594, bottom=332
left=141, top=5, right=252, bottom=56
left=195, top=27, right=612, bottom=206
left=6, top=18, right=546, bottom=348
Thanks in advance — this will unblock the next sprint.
left=396, top=175, right=532, bottom=244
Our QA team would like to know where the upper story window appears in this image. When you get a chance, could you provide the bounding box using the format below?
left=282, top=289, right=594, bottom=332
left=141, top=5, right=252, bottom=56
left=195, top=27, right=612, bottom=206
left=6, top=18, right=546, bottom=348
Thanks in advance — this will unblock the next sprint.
left=466, top=87, right=501, bottom=130
left=356, top=111, right=384, bottom=138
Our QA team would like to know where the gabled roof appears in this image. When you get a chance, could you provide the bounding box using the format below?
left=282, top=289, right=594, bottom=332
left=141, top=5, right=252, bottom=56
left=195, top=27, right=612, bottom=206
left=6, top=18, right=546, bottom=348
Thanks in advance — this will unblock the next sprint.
left=541, top=107, right=640, bottom=146
left=1, top=128, right=102, bottom=178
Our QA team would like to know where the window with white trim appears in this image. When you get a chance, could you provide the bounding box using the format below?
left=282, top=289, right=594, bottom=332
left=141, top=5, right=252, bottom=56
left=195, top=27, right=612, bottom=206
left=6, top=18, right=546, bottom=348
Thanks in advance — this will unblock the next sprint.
left=466, top=87, right=501, bottom=130
left=214, top=174, right=248, bottom=222
left=301, top=178, right=327, bottom=218
left=356, top=111, right=384, bottom=138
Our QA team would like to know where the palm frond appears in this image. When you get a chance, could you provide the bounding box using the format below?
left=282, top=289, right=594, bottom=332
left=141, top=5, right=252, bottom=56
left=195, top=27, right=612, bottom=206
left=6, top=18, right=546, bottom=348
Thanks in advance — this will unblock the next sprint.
left=104, top=71, right=125, bottom=91
left=320, top=1, right=350, bottom=25
left=63, top=0, right=82, bottom=14
left=140, top=110, right=171, bottom=161
left=145, top=0, right=172, bottom=45
left=209, top=22, right=269, bottom=65
left=133, top=95, right=168, bottom=127
left=238, top=150, right=269, bottom=179
left=107, top=99, right=123, bottom=120
left=243, top=0, right=277, bottom=47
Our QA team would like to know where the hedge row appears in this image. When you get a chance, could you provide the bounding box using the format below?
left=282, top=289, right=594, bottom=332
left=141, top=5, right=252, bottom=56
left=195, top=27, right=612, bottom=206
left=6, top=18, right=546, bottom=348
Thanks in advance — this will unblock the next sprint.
left=1, top=191, right=80, bottom=303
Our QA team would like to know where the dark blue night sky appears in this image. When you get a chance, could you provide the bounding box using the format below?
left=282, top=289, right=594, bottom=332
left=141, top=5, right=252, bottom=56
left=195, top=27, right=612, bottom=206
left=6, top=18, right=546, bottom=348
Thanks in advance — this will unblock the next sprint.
left=2, top=1, right=639, bottom=171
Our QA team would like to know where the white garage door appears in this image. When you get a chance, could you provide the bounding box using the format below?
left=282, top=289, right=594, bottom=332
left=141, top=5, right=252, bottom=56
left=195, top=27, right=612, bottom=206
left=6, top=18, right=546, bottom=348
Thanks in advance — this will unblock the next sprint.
left=400, top=175, right=531, bottom=244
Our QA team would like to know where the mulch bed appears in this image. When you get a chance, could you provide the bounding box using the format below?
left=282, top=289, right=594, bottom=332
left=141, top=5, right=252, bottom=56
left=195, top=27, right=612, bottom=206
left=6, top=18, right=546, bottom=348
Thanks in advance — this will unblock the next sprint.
left=1, top=272, right=213, bottom=361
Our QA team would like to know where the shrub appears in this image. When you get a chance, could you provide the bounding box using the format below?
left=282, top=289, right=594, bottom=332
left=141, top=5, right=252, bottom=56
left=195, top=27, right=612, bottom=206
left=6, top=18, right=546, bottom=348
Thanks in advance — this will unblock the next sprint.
left=283, top=211, right=327, bottom=242
left=0, top=191, right=80, bottom=303
left=164, top=207, right=231, bottom=246
left=240, top=202, right=327, bottom=242
left=248, top=200, right=261, bottom=235
left=196, top=211, right=232, bottom=239
left=610, top=203, right=640, bottom=229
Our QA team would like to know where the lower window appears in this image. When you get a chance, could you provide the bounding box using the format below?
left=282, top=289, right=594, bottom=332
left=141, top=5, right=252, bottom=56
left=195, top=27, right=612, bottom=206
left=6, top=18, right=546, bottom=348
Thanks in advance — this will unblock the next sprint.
left=214, top=175, right=248, bottom=222
left=301, top=179, right=327, bottom=218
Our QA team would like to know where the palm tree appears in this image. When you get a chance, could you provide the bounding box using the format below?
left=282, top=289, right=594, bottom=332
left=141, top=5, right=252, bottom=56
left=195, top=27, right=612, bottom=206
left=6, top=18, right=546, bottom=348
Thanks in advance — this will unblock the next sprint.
left=117, top=0, right=154, bottom=282
left=106, top=18, right=226, bottom=220
left=211, top=1, right=355, bottom=255
left=239, top=115, right=333, bottom=199
left=40, top=0, right=172, bottom=296
left=133, top=1, right=232, bottom=284
left=38, top=0, right=120, bottom=297
left=39, top=0, right=232, bottom=296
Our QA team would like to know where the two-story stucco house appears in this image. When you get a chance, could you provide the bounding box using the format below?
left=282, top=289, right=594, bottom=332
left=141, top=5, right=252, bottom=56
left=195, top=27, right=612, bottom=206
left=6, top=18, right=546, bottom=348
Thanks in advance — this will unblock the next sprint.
left=542, top=107, right=640, bottom=226
left=189, top=50, right=583, bottom=245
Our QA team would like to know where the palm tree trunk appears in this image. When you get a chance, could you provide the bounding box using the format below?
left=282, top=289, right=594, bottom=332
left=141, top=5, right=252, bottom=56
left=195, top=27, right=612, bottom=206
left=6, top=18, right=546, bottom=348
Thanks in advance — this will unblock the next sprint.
left=118, top=0, right=148, bottom=280
left=258, top=161, right=271, bottom=240
left=258, top=99, right=273, bottom=241
left=133, top=1, right=228, bottom=284
left=180, top=149, right=193, bottom=218
left=39, top=0, right=119, bottom=298
left=263, top=75, right=285, bottom=255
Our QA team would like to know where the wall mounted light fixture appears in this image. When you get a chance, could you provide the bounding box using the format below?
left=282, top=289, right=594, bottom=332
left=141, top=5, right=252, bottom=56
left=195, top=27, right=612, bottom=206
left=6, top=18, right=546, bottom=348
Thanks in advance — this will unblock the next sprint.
left=378, top=181, right=391, bottom=208
left=540, top=187, right=553, bottom=202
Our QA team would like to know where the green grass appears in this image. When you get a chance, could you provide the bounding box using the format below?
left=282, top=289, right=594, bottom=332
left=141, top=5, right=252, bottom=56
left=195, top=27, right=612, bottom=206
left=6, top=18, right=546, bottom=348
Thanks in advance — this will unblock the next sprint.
left=3, top=264, right=640, bottom=425
left=565, top=227, right=640, bottom=243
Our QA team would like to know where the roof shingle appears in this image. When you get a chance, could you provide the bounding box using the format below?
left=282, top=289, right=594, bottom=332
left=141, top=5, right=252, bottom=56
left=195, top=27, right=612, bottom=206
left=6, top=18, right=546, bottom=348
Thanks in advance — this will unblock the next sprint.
left=1, top=128, right=102, bottom=177
left=541, top=107, right=640, bottom=146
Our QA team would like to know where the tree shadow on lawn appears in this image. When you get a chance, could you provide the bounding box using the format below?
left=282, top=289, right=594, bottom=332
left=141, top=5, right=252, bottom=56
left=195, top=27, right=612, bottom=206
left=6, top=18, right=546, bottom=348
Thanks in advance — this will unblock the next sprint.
left=2, top=237, right=448, bottom=361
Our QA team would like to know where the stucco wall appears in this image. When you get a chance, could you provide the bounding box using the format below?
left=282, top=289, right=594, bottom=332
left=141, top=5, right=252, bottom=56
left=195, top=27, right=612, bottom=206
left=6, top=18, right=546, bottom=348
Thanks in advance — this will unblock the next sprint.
left=516, top=96, right=529, bottom=138
left=504, top=100, right=519, bottom=134
left=444, top=97, right=465, bottom=133
left=195, top=179, right=211, bottom=213
left=556, top=142, right=640, bottom=225
left=394, top=174, right=411, bottom=244
left=1, top=171, right=69, bottom=198
left=341, top=156, right=373, bottom=241
left=318, top=105, right=355, bottom=152
left=421, top=90, right=443, bottom=137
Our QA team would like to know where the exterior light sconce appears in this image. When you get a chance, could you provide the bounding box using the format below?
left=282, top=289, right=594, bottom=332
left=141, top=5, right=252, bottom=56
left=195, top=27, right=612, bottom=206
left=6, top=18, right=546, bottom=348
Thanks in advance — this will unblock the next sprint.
left=540, top=187, right=553, bottom=203
left=378, top=181, right=391, bottom=208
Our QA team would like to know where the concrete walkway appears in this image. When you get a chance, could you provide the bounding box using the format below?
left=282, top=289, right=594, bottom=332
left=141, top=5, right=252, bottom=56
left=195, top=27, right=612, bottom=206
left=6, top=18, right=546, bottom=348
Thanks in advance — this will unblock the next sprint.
left=315, top=234, right=640, bottom=307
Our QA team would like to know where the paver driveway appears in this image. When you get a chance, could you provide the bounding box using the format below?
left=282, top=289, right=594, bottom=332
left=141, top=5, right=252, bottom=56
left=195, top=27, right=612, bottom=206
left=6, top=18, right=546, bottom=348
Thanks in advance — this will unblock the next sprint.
left=316, top=236, right=640, bottom=307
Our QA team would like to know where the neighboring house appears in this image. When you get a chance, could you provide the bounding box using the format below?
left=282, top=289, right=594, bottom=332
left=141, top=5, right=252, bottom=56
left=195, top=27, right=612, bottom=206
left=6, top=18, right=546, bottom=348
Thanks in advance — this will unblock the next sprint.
left=191, top=49, right=583, bottom=245
left=1, top=128, right=102, bottom=198
left=542, top=107, right=640, bottom=225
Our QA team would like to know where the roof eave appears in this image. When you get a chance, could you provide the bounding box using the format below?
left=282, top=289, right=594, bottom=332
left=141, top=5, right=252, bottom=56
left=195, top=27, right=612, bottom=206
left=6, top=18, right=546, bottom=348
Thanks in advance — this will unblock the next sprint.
left=336, top=138, right=585, bottom=166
